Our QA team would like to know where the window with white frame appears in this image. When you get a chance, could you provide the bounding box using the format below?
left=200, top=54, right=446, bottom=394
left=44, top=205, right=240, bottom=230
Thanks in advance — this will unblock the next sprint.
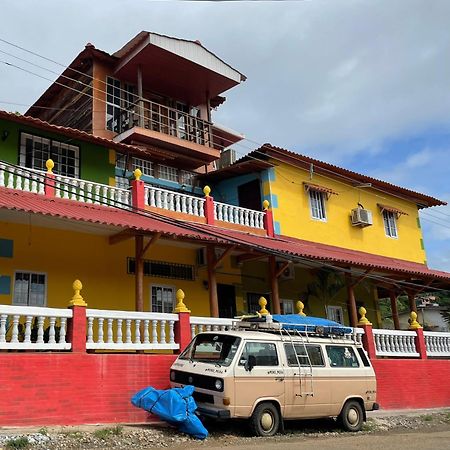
left=281, top=299, right=295, bottom=315
left=308, top=189, right=327, bottom=221
left=13, top=272, right=46, bottom=306
left=19, top=133, right=79, bottom=178
left=151, top=285, right=175, bottom=313
left=115, top=153, right=127, bottom=171
left=159, top=164, right=178, bottom=182
left=132, top=157, right=154, bottom=177
left=382, top=210, right=398, bottom=238
left=326, top=305, right=344, bottom=325
left=106, top=77, right=122, bottom=133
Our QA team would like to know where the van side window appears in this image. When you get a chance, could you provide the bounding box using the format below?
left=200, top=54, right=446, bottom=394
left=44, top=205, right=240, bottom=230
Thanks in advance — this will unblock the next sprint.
left=239, top=342, right=279, bottom=367
left=284, top=344, right=325, bottom=367
left=356, top=347, right=371, bottom=367
left=326, top=346, right=360, bottom=368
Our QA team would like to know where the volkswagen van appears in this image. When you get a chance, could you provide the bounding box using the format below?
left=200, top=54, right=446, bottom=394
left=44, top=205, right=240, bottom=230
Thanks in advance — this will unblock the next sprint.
left=170, top=315, right=378, bottom=436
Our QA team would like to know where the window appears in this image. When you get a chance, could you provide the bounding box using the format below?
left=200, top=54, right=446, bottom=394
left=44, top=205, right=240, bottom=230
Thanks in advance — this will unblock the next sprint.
left=106, top=77, right=122, bottom=133
left=115, top=153, right=127, bottom=171
left=159, top=164, right=178, bottom=182
left=281, top=299, right=294, bottom=315
left=326, top=305, right=344, bottom=324
left=180, top=170, right=196, bottom=186
left=127, top=258, right=195, bottom=281
left=383, top=210, right=398, bottom=238
left=19, top=133, right=79, bottom=178
left=13, top=272, right=46, bottom=306
left=246, top=293, right=271, bottom=315
left=284, top=344, right=325, bottom=366
left=239, top=342, right=279, bottom=367
left=326, top=345, right=360, bottom=368
left=132, top=157, right=154, bottom=177
left=115, top=176, right=129, bottom=189
left=151, top=285, right=175, bottom=313
left=309, top=189, right=327, bottom=221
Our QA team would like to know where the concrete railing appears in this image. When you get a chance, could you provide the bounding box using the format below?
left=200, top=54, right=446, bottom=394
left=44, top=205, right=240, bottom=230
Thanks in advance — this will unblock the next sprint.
left=372, top=329, right=420, bottom=357
left=190, top=316, right=237, bottom=339
left=424, top=331, right=450, bottom=357
left=0, top=164, right=45, bottom=194
left=86, top=309, right=179, bottom=351
left=0, top=304, right=72, bottom=350
left=214, top=201, right=265, bottom=229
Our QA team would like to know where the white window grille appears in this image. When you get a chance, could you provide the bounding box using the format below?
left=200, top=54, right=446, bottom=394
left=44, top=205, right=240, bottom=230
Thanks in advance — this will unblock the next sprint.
left=383, top=210, right=398, bottom=238
left=13, top=272, right=47, bottom=307
left=106, top=77, right=122, bottom=133
left=309, top=189, right=327, bottom=221
left=282, top=299, right=294, bottom=315
left=19, top=133, right=80, bottom=178
left=159, top=164, right=178, bottom=182
left=326, top=305, right=344, bottom=325
left=132, top=157, right=154, bottom=177
left=151, top=285, right=175, bottom=313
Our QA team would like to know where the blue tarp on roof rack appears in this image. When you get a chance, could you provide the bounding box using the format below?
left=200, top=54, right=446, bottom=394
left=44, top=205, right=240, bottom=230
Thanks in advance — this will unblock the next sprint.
left=271, top=314, right=353, bottom=334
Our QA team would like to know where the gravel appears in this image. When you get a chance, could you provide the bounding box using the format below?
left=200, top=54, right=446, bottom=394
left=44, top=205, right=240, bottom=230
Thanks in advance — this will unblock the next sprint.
left=0, top=411, right=449, bottom=450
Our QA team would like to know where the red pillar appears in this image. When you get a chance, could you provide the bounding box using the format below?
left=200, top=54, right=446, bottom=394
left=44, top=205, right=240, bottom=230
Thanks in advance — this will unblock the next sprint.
left=359, top=323, right=377, bottom=360
left=174, top=311, right=192, bottom=353
left=131, top=178, right=145, bottom=210
left=204, top=196, right=215, bottom=225
left=45, top=172, right=55, bottom=197
left=67, top=305, right=87, bottom=353
left=264, top=209, right=275, bottom=237
left=415, top=328, right=428, bottom=359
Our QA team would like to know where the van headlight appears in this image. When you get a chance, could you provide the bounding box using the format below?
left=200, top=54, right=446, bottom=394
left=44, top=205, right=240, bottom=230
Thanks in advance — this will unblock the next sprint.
left=170, top=370, right=176, bottom=381
left=215, top=379, right=223, bottom=391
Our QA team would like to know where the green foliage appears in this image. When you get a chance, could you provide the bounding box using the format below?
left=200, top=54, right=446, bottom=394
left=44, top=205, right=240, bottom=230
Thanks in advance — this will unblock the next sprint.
left=302, top=269, right=345, bottom=312
left=5, top=437, right=29, bottom=449
left=38, top=427, right=48, bottom=436
left=93, top=426, right=123, bottom=440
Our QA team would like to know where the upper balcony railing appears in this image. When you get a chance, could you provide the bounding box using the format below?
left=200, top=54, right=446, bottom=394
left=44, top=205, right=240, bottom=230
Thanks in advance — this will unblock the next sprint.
left=0, top=161, right=274, bottom=235
left=117, top=99, right=212, bottom=147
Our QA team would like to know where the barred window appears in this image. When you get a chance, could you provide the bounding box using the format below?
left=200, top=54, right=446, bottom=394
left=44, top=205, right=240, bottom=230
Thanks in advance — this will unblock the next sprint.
left=127, top=258, right=195, bottom=281
left=151, top=285, right=174, bottom=313
left=20, top=133, right=79, bottom=178
left=132, top=157, right=154, bottom=177
left=13, top=272, right=46, bottom=307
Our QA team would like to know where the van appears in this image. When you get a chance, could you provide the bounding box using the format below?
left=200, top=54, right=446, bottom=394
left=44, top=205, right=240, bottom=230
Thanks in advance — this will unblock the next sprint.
left=170, top=314, right=378, bottom=436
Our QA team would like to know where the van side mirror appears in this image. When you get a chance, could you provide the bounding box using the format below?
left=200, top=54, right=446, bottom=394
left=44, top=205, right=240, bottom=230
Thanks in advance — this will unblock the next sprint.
left=244, top=355, right=256, bottom=372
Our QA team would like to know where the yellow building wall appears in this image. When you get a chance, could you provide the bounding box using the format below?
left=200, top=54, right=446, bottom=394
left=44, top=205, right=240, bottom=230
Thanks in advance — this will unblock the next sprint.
left=265, top=162, right=426, bottom=264
left=0, top=222, right=242, bottom=316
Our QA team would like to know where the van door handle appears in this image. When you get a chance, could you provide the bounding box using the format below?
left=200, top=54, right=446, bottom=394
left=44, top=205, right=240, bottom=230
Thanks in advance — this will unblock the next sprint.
left=275, top=378, right=284, bottom=382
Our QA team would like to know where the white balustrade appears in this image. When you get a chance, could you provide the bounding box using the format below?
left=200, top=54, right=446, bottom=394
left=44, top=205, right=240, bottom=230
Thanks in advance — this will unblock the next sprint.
left=214, top=201, right=265, bottom=229
left=344, top=327, right=365, bottom=344
left=145, top=185, right=205, bottom=217
left=372, top=329, right=419, bottom=357
left=424, top=331, right=450, bottom=357
left=0, top=164, right=45, bottom=194
left=86, top=309, right=179, bottom=351
left=55, top=175, right=131, bottom=208
left=0, top=305, right=72, bottom=350
left=190, top=316, right=237, bottom=339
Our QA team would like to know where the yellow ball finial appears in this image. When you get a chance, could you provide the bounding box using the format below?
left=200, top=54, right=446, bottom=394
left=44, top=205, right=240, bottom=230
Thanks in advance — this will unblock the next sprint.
left=409, top=311, right=422, bottom=330
left=69, top=279, right=87, bottom=307
left=258, top=296, right=269, bottom=316
left=46, top=159, right=55, bottom=174
left=203, top=186, right=211, bottom=197
left=174, top=289, right=190, bottom=313
left=262, top=200, right=270, bottom=211
left=296, top=300, right=306, bottom=316
left=133, top=168, right=142, bottom=181
left=358, top=306, right=372, bottom=325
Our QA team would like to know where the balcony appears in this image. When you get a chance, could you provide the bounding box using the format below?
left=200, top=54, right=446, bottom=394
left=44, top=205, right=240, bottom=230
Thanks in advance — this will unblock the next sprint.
left=0, top=161, right=268, bottom=235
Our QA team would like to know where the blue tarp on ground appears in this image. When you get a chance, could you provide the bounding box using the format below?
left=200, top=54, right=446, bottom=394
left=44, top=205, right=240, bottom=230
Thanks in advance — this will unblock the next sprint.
left=131, top=385, right=208, bottom=440
left=271, top=314, right=353, bottom=334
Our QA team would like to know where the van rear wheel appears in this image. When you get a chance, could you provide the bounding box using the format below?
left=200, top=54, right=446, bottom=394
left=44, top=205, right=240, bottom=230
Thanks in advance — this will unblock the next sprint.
left=250, top=402, right=280, bottom=437
left=339, top=400, right=364, bottom=432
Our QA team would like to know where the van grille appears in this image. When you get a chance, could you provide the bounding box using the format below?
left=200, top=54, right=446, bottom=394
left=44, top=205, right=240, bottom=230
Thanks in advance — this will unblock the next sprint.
left=171, top=370, right=224, bottom=392
left=193, top=391, right=214, bottom=404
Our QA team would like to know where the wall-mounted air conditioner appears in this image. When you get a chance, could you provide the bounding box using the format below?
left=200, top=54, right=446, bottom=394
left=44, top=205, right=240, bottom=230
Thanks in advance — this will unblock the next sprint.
left=277, top=262, right=295, bottom=280
left=197, top=248, right=225, bottom=268
left=351, top=208, right=373, bottom=227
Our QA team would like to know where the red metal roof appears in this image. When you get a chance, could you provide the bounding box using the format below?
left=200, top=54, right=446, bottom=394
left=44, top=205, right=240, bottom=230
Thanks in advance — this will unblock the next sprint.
left=1, top=187, right=449, bottom=283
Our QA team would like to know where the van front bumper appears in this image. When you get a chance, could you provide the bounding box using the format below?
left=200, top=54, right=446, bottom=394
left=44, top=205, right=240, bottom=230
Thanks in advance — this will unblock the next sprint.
left=196, top=403, right=231, bottom=419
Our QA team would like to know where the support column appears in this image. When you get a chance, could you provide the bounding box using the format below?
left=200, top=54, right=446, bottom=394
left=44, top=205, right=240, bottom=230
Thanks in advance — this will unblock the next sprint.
left=345, top=272, right=358, bottom=327
left=67, top=280, right=87, bottom=353
left=206, top=245, right=219, bottom=317
left=135, top=235, right=144, bottom=312
left=269, top=256, right=281, bottom=314
left=137, top=65, right=144, bottom=128
left=44, top=159, right=55, bottom=197
left=408, top=291, right=417, bottom=313
left=389, top=290, right=400, bottom=330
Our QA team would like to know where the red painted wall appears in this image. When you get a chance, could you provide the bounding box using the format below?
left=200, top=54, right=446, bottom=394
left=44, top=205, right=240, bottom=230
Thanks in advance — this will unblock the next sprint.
left=373, top=359, right=450, bottom=409
left=0, top=353, right=176, bottom=427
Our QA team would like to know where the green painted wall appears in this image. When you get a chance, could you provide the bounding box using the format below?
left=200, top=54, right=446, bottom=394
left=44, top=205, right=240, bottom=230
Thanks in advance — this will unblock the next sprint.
left=0, top=119, right=114, bottom=184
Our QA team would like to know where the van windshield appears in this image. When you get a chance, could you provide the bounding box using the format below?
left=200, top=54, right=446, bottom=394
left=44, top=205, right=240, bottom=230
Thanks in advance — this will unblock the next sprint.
left=180, top=334, right=241, bottom=367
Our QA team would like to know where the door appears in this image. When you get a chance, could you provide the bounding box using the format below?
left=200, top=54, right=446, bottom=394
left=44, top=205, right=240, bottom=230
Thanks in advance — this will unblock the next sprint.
left=238, top=179, right=261, bottom=211
left=218, top=284, right=236, bottom=318
left=233, top=341, right=285, bottom=418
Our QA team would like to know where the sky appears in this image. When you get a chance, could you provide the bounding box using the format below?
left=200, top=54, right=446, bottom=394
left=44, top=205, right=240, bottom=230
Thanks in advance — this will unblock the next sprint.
left=0, top=0, right=449, bottom=271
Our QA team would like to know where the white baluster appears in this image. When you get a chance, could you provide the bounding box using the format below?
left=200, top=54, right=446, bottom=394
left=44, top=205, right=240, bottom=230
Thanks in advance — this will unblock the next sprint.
left=37, top=316, right=45, bottom=344
left=23, top=173, right=30, bottom=192
left=169, top=321, right=175, bottom=344
left=87, top=317, right=94, bottom=344
left=125, top=319, right=132, bottom=343
left=86, top=183, right=93, bottom=203
left=234, top=208, right=239, bottom=223
left=78, top=181, right=85, bottom=202
left=24, top=316, right=32, bottom=343
left=393, top=334, right=400, bottom=353
left=160, top=320, right=166, bottom=344
left=0, top=314, right=7, bottom=343
left=243, top=210, right=250, bottom=226
left=249, top=212, right=255, bottom=228
left=238, top=209, right=244, bottom=225
left=38, top=175, right=45, bottom=195
left=7, top=167, right=15, bottom=189
left=48, top=317, right=56, bottom=344
left=102, top=186, right=108, bottom=206
left=31, top=173, right=38, bottom=194
left=155, top=189, right=162, bottom=208
left=161, top=191, right=168, bottom=209
left=217, top=204, right=224, bottom=221
left=191, top=324, right=196, bottom=339
left=70, top=180, right=78, bottom=200
left=116, top=319, right=123, bottom=344
left=187, top=197, right=193, bottom=215
left=144, top=186, right=150, bottom=206
left=107, top=319, right=114, bottom=343
left=149, top=188, right=156, bottom=207
left=181, top=196, right=187, bottom=213
left=193, top=199, right=199, bottom=216
left=175, top=194, right=181, bottom=212
left=134, top=319, right=141, bottom=344
left=198, top=325, right=204, bottom=334
left=59, top=318, right=67, bottom=344
left=152, top=320, right=158, bottom=344
left=206, top=325, right=212, bottom=332
left=223, top=205, right=229, bottom=222
left=15, top=168, right=23, bottom=190
left=109, top=187, right=116, bottom=206
left=97, top=318, right=104, bottom=343
left=143, top=319, right=150, bottom=344
left=11, top=315, right=20, bottom=343
left=94, top=185, right=101, bottom=204
left=0, top=164, right=4, bottom=187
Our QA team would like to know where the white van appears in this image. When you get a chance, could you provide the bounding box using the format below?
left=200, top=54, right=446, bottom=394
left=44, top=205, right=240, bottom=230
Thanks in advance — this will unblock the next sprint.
left=170, top=315, right=378, bottom=436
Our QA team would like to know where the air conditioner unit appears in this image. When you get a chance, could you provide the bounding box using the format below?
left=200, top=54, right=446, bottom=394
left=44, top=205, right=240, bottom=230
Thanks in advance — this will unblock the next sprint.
left=277, top=262, right=295, bottom=280
left=351, top=208, right=373, bottom=227
left=197, top=248, right=225, bottom=267
left=218, top=148, right=237, bottom=169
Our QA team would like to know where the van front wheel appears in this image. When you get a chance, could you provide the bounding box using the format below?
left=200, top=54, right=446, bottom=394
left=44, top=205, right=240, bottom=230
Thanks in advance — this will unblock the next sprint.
left=339, top=400, right=364, bottom=432
left=250, top=402, right=280, bottom=437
